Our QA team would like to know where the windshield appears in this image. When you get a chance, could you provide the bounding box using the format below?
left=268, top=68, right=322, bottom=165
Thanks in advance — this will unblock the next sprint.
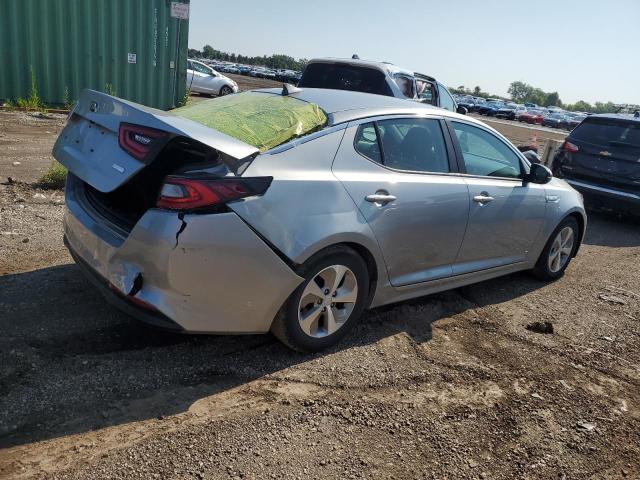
left=298, top=63, right=392, bottom=96
left=173, top=92, right=328, bottom=152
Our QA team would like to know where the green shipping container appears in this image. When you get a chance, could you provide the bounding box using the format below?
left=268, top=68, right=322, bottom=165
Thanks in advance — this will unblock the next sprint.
left=0, top=0, right=190, bottom=110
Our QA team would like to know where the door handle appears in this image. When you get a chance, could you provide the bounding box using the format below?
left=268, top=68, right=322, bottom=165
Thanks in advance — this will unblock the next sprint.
left=365, top=192, right=396, bottom=205
left=473, top=192, right=494, bottom=204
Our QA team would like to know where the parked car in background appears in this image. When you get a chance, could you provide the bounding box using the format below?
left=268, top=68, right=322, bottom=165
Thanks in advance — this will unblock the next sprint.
left=542, top=112, right=568, bottom=128
left=514, top=105, right=528, bottom=120
left=524, top=102, right=538, bottom=108
left=495, top=104, right=518, bottom=120
left=520, top=109, right=545, bottom=125
left=298, top=57, right=464, bottom=113
left=187, top=59, right=238, bottom=96
left=564, top=114, right=587, bottom=131
left=54, top=87, right=585, bottom=351
left=470, top=97, right=487, bottom=112
left=553, top=114, right=640, bottom=215
left=477, top=101, right=504, bottom=116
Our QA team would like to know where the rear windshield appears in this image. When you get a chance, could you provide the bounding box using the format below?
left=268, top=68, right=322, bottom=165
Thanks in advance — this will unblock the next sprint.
left=173, top=92, right=328, bottom=152
left=298, top=63, right=392, bottom=96
left=571, top=118, right=640, bottom=147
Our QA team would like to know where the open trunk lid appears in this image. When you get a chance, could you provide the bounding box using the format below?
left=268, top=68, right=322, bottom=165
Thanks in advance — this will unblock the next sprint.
left=53, top=89, right=259, bottom=193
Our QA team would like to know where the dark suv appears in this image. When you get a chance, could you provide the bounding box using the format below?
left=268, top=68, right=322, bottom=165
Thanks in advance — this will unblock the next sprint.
left=553, top=114, right=640, bottom=215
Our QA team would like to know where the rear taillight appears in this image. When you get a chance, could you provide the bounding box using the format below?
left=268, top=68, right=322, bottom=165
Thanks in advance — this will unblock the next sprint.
left=119, top=123, right=169, bottom=161
left=156, top=176, right=272, bottom=210
left=563, top=141, right=579, bottom=153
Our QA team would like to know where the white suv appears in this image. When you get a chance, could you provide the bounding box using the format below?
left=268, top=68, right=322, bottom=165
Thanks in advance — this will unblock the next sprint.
left=298, top=57, right=464, bottom=113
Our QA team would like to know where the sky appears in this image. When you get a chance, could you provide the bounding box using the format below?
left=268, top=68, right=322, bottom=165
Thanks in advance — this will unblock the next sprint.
left=188, top=0, right=640, bottom=105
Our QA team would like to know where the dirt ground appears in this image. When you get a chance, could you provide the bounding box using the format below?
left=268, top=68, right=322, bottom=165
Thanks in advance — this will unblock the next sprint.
left=0, top=108, right=639, bottom=480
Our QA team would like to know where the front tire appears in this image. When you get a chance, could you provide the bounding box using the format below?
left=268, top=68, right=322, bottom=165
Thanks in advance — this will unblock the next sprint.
left=532, top=217, right=579, bottom=281
left=271, top=246, right=369, bottom=352
left=219, top=85, right=233, bottom=96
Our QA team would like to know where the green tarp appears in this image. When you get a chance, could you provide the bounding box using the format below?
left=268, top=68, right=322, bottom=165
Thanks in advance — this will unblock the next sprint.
left=173, top=92, right=327, bottom=152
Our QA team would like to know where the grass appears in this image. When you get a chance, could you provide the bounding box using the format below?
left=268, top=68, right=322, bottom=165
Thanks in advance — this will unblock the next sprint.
left=16, top=67, right=44, bottom=112
left=39, top=161, right=67, bottom=189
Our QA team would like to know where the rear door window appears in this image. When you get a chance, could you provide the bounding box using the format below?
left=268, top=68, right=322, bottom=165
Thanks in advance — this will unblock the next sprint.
left=353, top=118, right=450, bottom=173
left=571, top=118, right=640, bottom=150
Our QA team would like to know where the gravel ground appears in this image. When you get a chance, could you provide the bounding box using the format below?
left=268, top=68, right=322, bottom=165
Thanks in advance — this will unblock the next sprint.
left=0, top=109, right=639, bottom=480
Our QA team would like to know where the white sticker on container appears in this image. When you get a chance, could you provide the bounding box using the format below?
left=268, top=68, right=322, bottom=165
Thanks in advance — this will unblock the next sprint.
left=128, top=53, right=137, bottom=64
left=170, top=2, right=189, bottom=19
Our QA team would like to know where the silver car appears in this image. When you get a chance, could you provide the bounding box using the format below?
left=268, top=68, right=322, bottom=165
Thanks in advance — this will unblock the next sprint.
left=54, top=87, right=586, bottom=351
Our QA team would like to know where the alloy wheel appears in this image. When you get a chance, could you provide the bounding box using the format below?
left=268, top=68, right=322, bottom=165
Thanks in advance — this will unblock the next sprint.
left=298, top=264, right=358, bottom=338
left=548, top=226, right=574, bottom=273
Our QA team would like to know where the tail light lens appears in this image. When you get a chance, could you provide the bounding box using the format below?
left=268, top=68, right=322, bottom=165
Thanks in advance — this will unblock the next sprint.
left=156, top=176, right=272, bottom=210
left=563, top=141, right=579, bottom=153
left=119, top=123, right=169, bottom=161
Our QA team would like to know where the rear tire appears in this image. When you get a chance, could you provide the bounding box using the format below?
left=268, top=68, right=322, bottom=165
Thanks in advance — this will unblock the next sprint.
left=531, top=217, right=579, bottom=281
left=271, top=246, right=369, bottom=352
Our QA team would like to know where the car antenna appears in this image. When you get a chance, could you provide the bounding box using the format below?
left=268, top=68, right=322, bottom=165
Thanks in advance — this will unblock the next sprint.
left=282, top=83, right=302, bottom=96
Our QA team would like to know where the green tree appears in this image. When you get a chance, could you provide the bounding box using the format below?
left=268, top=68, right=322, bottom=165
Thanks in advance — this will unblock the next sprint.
left=567, top=100, right=592, bottom=112
left=202, top=45, right=214, bottom=58
left=507, top=81, right=533, bottom=102
left=543, top=91, right=561, bottom=107
left=473, top=86, right=481, bottom=95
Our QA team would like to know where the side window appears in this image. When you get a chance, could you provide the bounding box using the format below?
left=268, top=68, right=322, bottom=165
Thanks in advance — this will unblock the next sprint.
left=394, top=75, right=415, bottom=98
left=437, top=84, right=455, bottom=111
left=452, top=122, right=522, bottom=179
left=417, top=81, right=434, bottom=105
left=193, top=62, right=211, bottom=75
left=377, top=118, right=449, bottom=173
left=187, top=60, right=194, bottom=70
left=354, top=123, right=382, bottom=163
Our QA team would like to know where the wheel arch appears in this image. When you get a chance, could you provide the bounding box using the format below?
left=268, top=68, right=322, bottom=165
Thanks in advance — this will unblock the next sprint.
left=294, top=239, right=382, bottom=309
left=566, top=211, right=586, bottom=256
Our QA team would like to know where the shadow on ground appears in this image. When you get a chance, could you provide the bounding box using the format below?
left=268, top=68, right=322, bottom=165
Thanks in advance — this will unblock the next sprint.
left=1, top=209, right=636, bottom=448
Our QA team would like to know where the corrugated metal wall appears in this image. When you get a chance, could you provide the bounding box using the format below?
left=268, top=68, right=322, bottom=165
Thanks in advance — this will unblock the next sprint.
left=0, top=0, right=189, bottom=110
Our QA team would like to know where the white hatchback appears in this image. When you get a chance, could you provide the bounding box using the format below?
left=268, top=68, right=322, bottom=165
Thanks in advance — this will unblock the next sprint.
left=187, top=59, right=238, bottom=97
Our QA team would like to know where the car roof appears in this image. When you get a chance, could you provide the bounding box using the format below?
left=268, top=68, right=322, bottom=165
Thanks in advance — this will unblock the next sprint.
left=252, top=87, right=477, bottom=125
left=306, top=57, right=414, bottom=77
left=586, top=113, right=640, bottom=123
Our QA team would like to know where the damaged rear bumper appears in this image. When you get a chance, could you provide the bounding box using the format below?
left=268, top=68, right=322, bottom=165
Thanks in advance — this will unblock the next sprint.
left=63, top=182, right=304, bottom=334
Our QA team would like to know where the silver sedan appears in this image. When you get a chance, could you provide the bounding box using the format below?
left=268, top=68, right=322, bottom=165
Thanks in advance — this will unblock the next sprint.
left=54, top=87, right=586, bottom=351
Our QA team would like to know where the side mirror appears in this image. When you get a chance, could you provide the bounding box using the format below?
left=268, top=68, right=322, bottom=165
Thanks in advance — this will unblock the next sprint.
left=457, top=105, right=468, bottom=115
left=524, top=163, right=552, bottom=184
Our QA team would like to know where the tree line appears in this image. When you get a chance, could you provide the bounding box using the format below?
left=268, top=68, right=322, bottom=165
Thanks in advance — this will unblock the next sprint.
left=451, top=81, right=622, bottom=114
left=188, top=45, right=307, bottom=71
left=189, top=46, right=629, bottom=113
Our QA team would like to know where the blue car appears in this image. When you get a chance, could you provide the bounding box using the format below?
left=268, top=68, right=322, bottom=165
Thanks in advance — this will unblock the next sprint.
left=478, top=102, right=504, bottom=116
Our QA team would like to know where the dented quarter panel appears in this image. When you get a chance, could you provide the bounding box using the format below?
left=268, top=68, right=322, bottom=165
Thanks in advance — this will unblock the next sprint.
left=64, top=187, right=304, bottom=333
left=229, top=128, right=390, bottom=292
